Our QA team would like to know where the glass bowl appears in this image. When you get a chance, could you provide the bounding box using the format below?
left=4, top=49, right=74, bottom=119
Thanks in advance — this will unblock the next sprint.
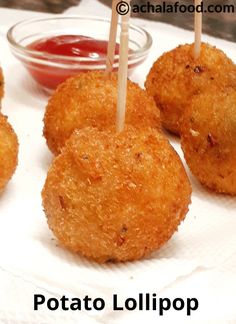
left=7, top=15, right=152, bottom=93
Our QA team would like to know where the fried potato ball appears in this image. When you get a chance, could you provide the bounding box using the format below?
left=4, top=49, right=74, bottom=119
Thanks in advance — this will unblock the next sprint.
left=181, top=86, right=236, bottom=195
left=42, top=126, right=191, bottom=263
left=0, top=67, right=4, bottom=104
left=44, top=71, right=161, bottom=155
left=145, top=43, right=236, bottom=135
left=0, top=113, right=18, bottom=193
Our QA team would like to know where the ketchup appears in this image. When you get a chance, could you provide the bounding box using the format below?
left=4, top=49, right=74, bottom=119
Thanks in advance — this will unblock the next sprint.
left=27, top=35, right=120, bottom=90
left=28, top=35, right=120, bottom=59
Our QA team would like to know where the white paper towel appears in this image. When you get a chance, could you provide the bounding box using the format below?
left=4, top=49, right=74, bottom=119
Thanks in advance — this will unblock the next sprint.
left=0, top=1, right=236, bottom=323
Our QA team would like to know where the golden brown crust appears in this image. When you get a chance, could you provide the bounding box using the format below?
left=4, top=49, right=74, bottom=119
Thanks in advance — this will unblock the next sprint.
left=145, top=43, right=236, bottom=135
left=0, top=113, right=18, bottom=193
left=44, top=71, right=161, bottom=155
left=42, top=126, right=191, bottom=263
left=181, top=86, right=236, bottom=195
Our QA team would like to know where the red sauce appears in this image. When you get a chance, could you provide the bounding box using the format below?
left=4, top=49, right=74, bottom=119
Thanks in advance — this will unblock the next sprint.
left=27, top=35, right=121, bottom=90
left=29, top=35, right=120, bottom=59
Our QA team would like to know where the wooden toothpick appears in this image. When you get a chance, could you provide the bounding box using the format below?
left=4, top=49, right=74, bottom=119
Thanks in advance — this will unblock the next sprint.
left=194, top=0, right=202, bottom=59
left=106, top=0, right=119, bottom=74
left=116, top=0, right=131, bottom=132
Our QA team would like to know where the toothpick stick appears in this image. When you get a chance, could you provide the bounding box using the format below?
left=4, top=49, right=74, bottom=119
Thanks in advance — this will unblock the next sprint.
left=116, top=1, right=131, bottom=132
left=106, top=0, right=119, bottom=74
left=194, top=0, right=202, bottom=59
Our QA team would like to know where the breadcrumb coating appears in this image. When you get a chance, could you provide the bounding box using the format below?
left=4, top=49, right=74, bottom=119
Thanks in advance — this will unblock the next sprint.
left=181, top=86, right=236, bottom=195
left=145, top=43, right=236, bottom=134
left=42, top=126, right=191, bottom=263
left=44, top=71, right=161, bottom=155
left=0, top=113, right=18, bottom=192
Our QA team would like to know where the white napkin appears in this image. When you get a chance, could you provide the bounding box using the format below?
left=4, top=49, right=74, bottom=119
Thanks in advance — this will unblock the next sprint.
left=0, top=1, right=235, bottom=323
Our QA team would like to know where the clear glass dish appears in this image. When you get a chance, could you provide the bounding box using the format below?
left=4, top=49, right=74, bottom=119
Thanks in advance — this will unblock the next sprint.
left=7, top=15, right=152, bottom=93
